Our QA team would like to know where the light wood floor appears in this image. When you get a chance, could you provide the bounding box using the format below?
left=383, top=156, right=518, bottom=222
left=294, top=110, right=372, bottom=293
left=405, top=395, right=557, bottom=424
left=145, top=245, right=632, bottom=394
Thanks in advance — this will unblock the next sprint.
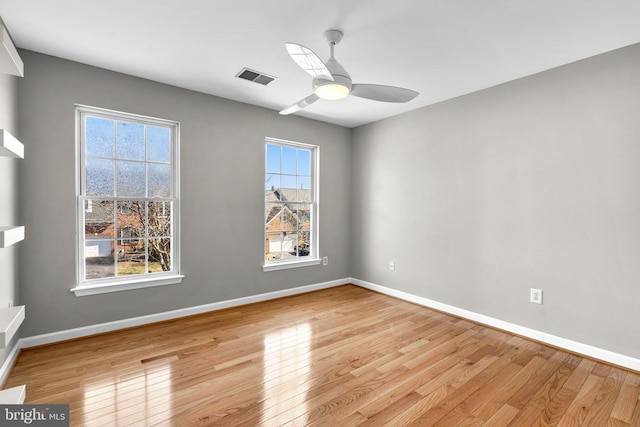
left=4, top=285, right=640, bottom=426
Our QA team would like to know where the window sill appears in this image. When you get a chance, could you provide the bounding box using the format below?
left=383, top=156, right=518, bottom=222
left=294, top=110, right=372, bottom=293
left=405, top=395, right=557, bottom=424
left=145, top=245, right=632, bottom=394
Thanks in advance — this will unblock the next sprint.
left=262, top=258, right=321, bottom=272
left=71, top=274, right=184, bottom=296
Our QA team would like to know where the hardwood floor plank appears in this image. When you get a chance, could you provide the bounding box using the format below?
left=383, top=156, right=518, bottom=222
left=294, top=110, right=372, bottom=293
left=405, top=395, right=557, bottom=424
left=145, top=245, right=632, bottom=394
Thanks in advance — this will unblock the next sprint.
left=429, top=366, right=523, bottom=426
left=381, top=385, right=457, bottom=426
left=470, top=355, right=548, bottom=420
left=611, top=373, right=640, bottom=424
left=528, top=356, right=597, bottom=426
left=506, top=353, right=582, bottom=425
left=557, top=374, right=606, bottom=427
left=581, top=368, right=626, bottom=426
left=2, top=284, right=638, bottom=426
left=484, top=403, right=519, bottom=426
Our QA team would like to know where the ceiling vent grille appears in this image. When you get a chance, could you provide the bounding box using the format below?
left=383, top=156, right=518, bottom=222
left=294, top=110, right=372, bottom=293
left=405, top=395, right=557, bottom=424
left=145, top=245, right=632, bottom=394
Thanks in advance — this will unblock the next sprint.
left=236, top=68, right=277, bottom=85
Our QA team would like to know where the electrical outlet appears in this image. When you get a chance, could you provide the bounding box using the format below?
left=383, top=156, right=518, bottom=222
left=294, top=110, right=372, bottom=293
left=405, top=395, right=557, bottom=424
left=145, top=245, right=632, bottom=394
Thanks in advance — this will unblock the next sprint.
left=8, top=300, right=13, bottom=308
left=530, top=288, right=543, bottom=305
left=322, top=256, right=328, bottom=266
left=389, top=260, right=396, bottom=271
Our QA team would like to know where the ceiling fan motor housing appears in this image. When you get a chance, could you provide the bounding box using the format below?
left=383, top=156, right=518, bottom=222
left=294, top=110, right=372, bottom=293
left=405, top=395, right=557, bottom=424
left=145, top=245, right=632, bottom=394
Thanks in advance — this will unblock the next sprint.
left=313, top=57, right=352, bottom=99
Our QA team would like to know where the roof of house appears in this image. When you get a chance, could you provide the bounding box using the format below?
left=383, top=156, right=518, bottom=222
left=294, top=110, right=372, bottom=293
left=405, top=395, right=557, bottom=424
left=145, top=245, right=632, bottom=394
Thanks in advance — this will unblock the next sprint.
left=265, top=188, right=312, bottom=226
left=265, top=187, right=310, bottom=203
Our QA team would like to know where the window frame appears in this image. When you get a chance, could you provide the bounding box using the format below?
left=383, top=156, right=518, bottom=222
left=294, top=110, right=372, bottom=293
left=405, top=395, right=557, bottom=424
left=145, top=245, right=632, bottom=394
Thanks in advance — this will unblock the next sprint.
left=263, top=137, right=320, bottom=272
left=72, top=105, right=183, bottom=296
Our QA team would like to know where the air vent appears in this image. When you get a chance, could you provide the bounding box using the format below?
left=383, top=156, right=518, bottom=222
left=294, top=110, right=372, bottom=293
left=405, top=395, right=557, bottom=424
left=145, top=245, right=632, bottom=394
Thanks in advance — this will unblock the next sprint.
left=236, top=68, right=277, bottom=86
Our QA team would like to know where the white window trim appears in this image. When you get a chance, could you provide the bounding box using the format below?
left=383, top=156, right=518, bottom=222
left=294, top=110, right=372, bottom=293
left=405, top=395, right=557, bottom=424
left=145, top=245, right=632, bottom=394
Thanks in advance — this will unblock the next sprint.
left=71, top=274, right=184, bottom=296
left=74, top=105, right=181, bottom=296
left=263, top=137, right=320, bottom=272
left=262, top=258, right=322, bottom=272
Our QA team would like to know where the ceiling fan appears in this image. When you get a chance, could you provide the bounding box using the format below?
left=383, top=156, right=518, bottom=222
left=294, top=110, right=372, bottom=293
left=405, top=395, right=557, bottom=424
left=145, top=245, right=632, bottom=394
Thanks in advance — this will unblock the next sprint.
left=279, top=29, right=419, bottom=115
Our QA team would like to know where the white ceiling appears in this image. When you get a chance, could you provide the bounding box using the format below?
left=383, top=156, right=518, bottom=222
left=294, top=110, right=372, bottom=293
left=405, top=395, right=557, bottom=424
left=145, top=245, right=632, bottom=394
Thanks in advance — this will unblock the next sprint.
left=1, top=1, right=640, bottom=128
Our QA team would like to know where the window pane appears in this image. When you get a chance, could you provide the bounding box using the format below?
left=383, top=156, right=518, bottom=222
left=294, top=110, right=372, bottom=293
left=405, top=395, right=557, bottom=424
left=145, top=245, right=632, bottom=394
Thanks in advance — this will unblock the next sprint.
left=282, top=147, right=296, bottom=175
left=116, top=121, right=145, bottom=160
left=296, top=204, right=311, bottom=230
left=147, top=126, right=171, bottom=163
left=85, top=200, right=115, bottom=239
left=298, top=149, right=310, bottom=176
left=149, top=201, right=171, bottom=237
left=149, top=238, right=171, bottom=272
left=85, top=116, right=114, bottom=158
left=266, top=232, right=282, bottom=260
left=266, top=174, right=280, bottom=194
left=148, top=163, right=171, bottom=197
left=297, top=177, right=310, bottom=201
left=84, top=241, right=115, bottom=280
left=86, top=158, right=115, bottom=196
left=117, top=239, right=146, bottom=276
left=117, top=201, right=146, bottom=239
left=266, top=203, right=282, bottom=228
left=281, top=175, right=296, bottom=190
left=280, top=232, right=297, bottom=259
left=274, top=188, right=293, bottom=203
left=266, top=144, right=280, bottom=173
left=294, top=231, right=310, bottom=257
left=281, top=203, right=298, bottom=230
left=116, top=160, right=145, bottom=196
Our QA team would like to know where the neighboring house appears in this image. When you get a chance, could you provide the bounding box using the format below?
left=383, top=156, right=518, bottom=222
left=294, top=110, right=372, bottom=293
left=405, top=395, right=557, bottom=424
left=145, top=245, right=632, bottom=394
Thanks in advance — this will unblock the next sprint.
left=84, top=200, right=146, bottom=258
left=265, top=188, right=311, bottom=259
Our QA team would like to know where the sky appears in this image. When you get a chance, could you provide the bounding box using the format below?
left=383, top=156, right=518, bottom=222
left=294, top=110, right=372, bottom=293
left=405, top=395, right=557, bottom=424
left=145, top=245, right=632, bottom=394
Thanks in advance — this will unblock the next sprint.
left=265, top=143, right=311, bottom=195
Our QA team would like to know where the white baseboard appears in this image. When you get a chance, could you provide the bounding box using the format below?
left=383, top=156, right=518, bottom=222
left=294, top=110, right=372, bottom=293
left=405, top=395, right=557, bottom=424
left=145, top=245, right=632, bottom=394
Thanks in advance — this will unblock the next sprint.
left=20, top=278, right=349, bottom=349
left=351, top=278, right=640, bottom=373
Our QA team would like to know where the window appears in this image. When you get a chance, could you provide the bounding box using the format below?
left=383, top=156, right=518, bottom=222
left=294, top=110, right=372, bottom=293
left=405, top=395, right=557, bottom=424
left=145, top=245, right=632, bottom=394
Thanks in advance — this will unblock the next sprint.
left=264, top=138, right=319, bottom=271
left=73, top=105, right=182, bottom=295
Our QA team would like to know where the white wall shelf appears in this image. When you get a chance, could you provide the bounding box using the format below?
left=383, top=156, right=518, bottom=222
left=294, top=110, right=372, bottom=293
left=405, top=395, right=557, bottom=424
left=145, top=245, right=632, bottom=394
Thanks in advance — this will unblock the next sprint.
left=0, top=129, right=24, bottom=158
left=0, top=18, right=23, bottom=77
left=0, top=305, right=24, bottom=348
left=1, top=129, right=25, bottom=248
left=0, top=385, right=25, bottom=404
left=0, top=226, right=24, bottom=248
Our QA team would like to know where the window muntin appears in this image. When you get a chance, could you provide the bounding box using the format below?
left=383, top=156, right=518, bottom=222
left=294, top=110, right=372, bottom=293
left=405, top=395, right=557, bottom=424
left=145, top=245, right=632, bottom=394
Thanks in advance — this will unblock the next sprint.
left=77, top=106, right=180, bottom=287
left=264, top=138, right=318, bottom=268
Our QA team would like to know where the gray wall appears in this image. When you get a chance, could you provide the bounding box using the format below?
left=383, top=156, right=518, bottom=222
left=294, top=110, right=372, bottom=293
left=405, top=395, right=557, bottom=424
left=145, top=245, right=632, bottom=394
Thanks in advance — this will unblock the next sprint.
left=17, top=50, right=352, bottom=337
left=351, top=43, right=640, bottom=359
left=0, top=72, right=20, bottom=364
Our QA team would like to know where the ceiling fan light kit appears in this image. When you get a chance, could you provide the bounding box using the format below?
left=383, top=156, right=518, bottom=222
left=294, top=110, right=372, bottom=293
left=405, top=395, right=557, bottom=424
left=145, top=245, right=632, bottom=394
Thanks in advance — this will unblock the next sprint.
left=280, top=29, right=418, bottom=115
left=314, top=82, right=350, bottom=100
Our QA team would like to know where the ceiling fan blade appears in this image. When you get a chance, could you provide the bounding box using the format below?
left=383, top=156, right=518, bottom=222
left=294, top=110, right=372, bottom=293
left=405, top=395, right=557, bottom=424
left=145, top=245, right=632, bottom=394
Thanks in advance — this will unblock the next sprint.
left=285, top=43, right=333, bottom=81
left=350, top=84, right=419, bottom=103
left=279, top=94, right=320, bottom=115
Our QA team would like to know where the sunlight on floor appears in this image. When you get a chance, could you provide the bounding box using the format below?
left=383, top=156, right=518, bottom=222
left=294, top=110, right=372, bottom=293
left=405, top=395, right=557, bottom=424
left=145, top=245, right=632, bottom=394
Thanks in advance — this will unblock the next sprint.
left=260, top=323, right=312, bottom=424
left=81, top=364, right=173, bottom=425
